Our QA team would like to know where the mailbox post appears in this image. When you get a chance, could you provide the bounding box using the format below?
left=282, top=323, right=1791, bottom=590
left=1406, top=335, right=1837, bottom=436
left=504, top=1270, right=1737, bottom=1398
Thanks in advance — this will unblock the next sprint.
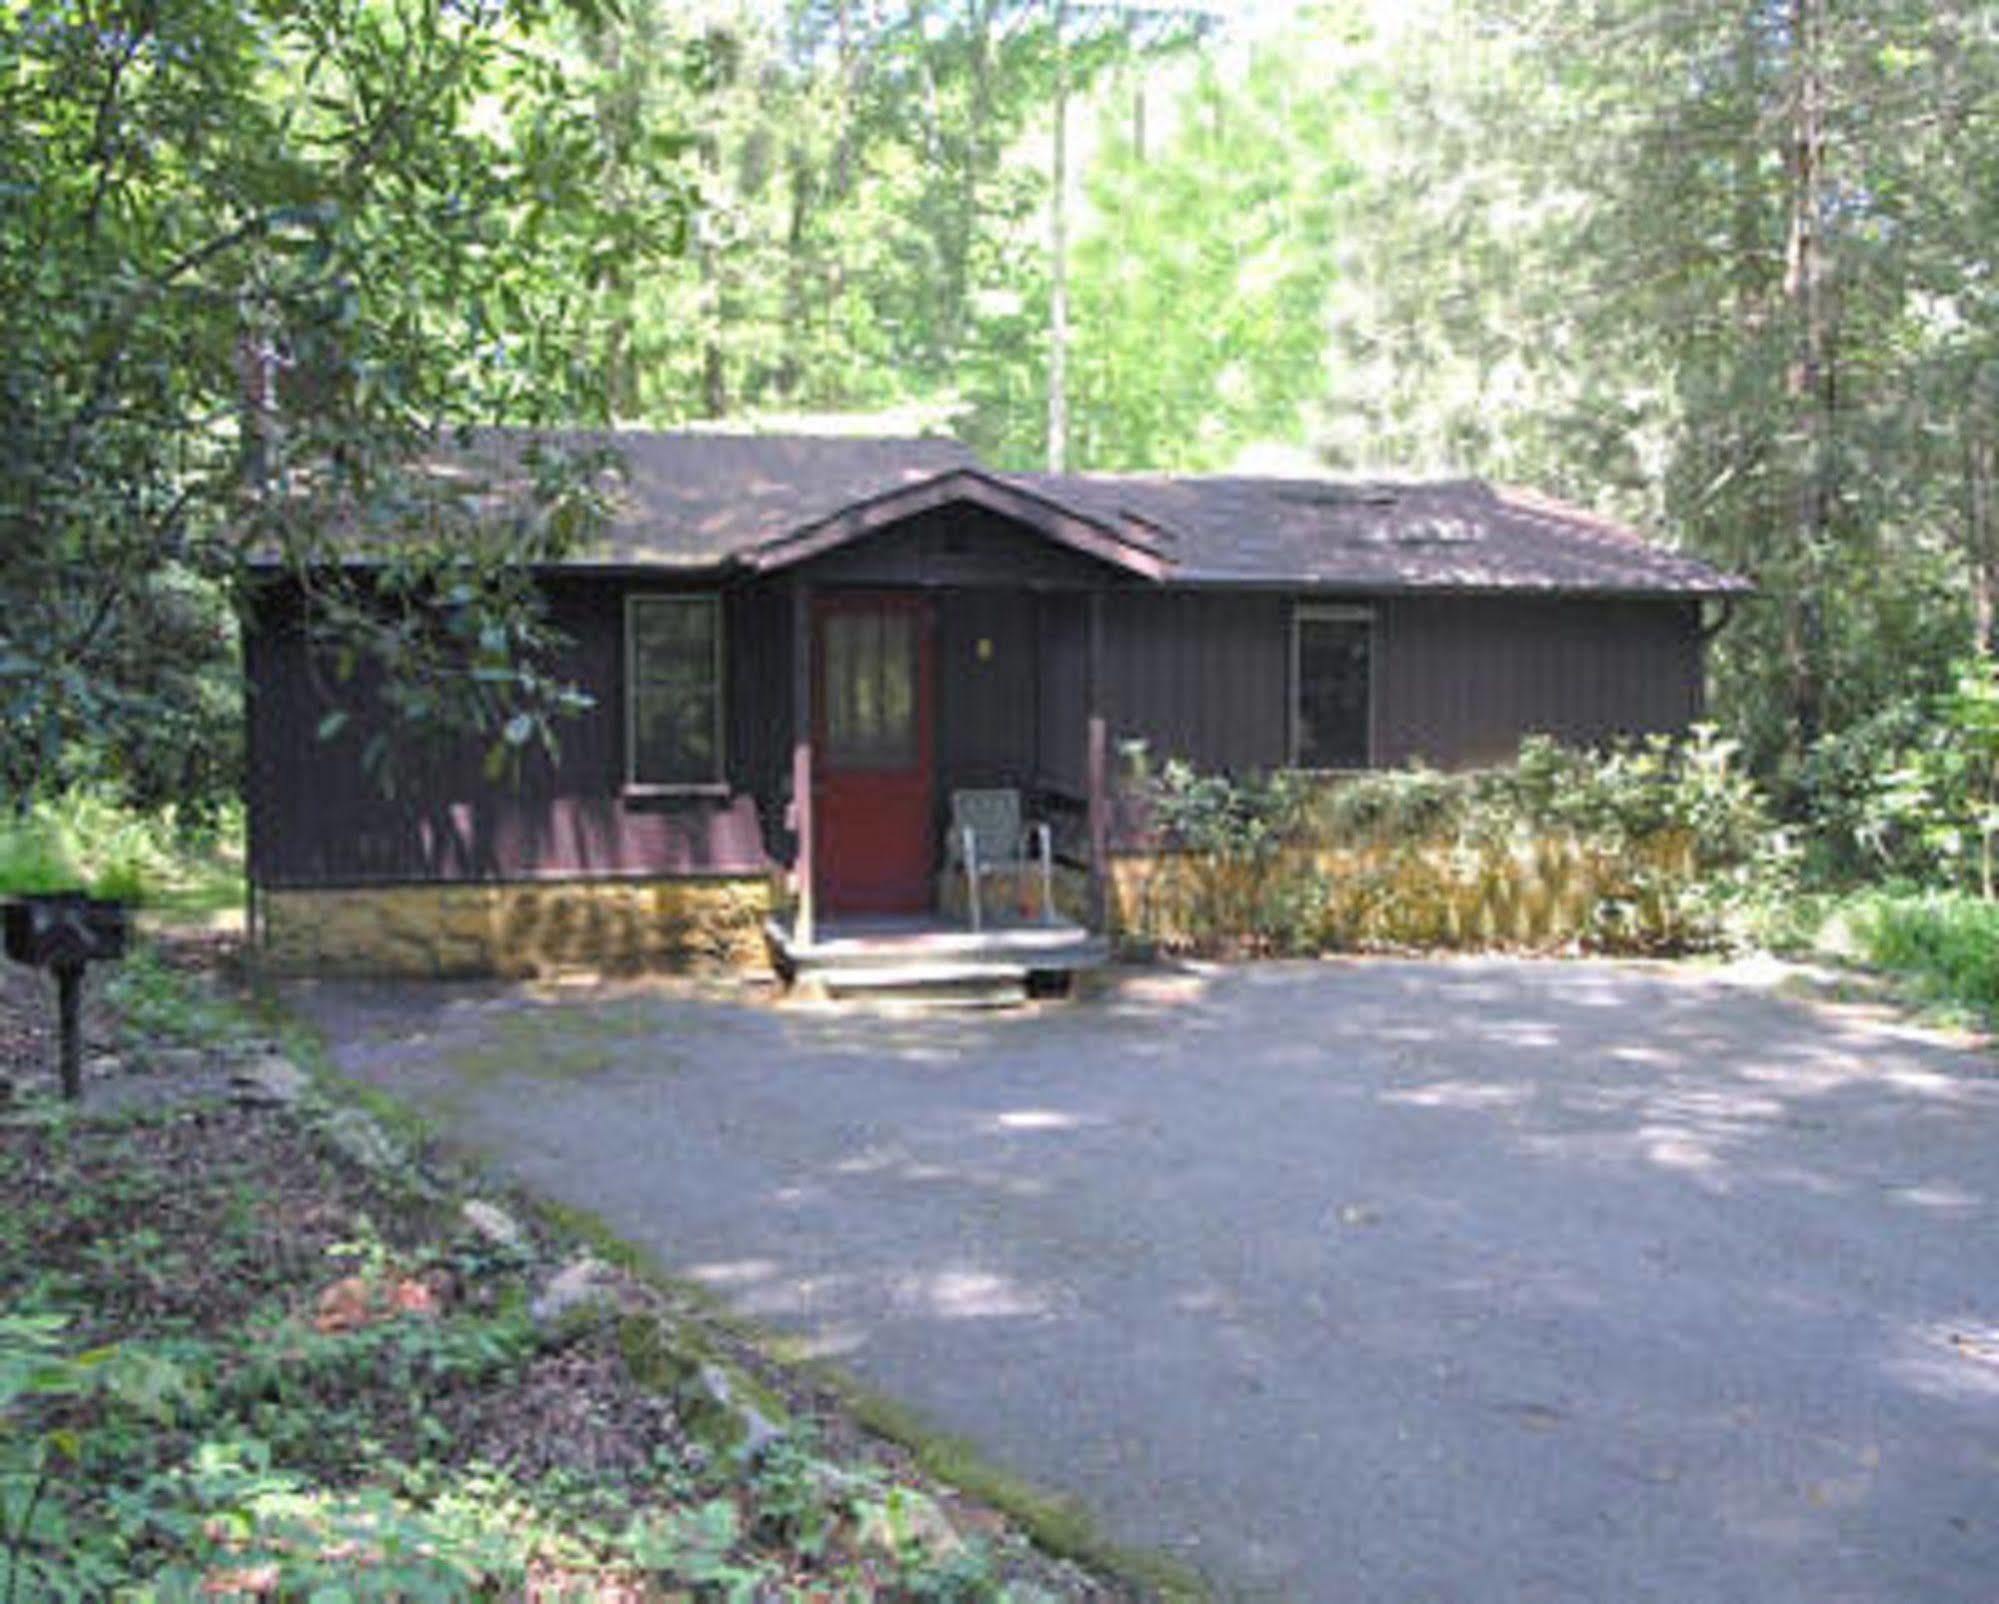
left=3, top=894, right=129, bottom=1101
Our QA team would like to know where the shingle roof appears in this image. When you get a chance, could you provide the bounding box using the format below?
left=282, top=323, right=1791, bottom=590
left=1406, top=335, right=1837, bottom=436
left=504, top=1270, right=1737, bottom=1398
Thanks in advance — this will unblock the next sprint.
left=1013, top=473, right=1750, bottom=595
left=501, top=428, right=980, bottom=568
left=348, top=428, right=1751, bottom=596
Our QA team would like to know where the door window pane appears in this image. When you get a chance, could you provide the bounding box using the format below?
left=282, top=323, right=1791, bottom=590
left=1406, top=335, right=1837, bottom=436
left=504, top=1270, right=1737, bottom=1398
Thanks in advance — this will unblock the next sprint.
left=1294, top=610, right=1372, bottom=770
left=629, top=596, right=722, bottom=786
left=825, top=609, right=917, bottom=767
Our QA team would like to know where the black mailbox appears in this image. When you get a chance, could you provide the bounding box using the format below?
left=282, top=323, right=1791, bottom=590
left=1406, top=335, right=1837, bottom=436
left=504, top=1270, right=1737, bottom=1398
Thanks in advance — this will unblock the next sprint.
left=2, top=894, right=129, bottom=1103
left=3, top=894, right=129, bottom=970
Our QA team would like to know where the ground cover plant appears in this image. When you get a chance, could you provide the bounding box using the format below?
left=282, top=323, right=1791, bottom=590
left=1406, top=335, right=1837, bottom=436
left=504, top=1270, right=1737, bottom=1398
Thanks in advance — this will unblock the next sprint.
left=0, top=951, right=1133, bottom=1601
left=0, top=790, right=242, bottom=920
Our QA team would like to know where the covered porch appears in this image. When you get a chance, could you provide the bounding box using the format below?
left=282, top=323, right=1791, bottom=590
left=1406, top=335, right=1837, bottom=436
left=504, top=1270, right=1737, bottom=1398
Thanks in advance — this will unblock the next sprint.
left=755, top=474, right=1160, bottom=990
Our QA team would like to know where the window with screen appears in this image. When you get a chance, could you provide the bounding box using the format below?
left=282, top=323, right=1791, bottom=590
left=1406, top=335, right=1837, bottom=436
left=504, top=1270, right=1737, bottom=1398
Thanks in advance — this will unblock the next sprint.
left=822, top=609, right=918, bottom=767
left=1293, top=607, right=1373, bottom=770
left=626, top=595, right=723, bottom=788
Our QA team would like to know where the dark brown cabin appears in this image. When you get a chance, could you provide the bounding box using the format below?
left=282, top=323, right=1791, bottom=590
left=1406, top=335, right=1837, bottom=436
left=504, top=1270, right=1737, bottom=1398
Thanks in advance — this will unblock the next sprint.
left=241, top=431, right=1748, bottom=979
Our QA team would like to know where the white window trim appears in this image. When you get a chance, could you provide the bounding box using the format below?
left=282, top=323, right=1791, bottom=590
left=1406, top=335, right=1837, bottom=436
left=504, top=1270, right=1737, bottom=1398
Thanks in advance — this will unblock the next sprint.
left=1290, top=603, right=1377, bottom=772
left=624, top=592, right=728, bottom=794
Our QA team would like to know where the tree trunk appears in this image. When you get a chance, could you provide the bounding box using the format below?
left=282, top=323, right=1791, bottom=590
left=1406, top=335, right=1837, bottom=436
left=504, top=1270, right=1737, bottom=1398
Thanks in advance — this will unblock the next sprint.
left=1782, top=0, right=1833, bottom=753
left=1047, top=0, right=1070, bottom=473
left=698, top=134, right=727, bottom=419
left=1972, top=434, right=1997, bottom=653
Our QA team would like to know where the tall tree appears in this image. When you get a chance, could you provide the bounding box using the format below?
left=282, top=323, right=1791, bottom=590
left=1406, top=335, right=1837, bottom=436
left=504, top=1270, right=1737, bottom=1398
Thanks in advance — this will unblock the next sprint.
left=1312, top=0, right=1998, bottom=776
left=0, top=0, right=673, bottom=800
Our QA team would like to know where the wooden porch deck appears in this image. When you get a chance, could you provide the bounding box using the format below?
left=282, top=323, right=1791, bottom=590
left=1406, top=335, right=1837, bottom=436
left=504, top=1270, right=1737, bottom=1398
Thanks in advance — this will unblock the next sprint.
left=765, top=912, right=1109, bottom=1005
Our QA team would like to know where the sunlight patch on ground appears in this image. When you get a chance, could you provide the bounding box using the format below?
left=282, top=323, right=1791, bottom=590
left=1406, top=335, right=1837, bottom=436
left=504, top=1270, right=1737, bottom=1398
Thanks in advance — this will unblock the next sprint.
left=906, top=1269, right=1054, bottom=1321
left=1883, top=1321, right=1999, bottom=1402
left=1608, top=1043, right=1676, bottom=1068
left=685, top=1258, right=781, bottom=1289
left=1884, top=1181, right=1981, bottom=1212
left=990, top=1108, right=1092, bottom=1133
left=1379, top=1079, right=1533, bottom=1111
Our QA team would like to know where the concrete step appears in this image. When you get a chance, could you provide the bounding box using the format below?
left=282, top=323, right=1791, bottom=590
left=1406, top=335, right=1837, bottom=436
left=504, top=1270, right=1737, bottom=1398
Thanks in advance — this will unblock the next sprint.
left=812, top=962, right=1031, bottom=1008
left=767, top=917, right=1108, bottom=974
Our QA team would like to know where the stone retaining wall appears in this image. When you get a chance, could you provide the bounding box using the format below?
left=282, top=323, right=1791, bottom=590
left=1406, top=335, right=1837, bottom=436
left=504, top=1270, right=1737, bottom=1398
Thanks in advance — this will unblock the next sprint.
left=258, top=877, right=776, bottom=978
left=1101, top=830, right=1705, bottom=953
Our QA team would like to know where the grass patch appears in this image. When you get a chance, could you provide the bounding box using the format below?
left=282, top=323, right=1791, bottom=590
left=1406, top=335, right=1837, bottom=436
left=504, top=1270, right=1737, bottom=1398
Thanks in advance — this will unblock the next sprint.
left=1841, top=890, right=1999, bottom=1024
left=832, top=1383, right=1210, bottom=1603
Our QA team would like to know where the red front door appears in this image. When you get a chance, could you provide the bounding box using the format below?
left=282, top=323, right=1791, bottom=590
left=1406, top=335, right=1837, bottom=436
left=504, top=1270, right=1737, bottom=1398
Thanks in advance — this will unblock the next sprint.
left=814, top=592, right=935, bottom=913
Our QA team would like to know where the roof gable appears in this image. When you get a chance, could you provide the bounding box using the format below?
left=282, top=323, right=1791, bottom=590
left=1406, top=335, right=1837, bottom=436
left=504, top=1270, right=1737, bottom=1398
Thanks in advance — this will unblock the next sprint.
left=742, top=467, right=1172, bottom=580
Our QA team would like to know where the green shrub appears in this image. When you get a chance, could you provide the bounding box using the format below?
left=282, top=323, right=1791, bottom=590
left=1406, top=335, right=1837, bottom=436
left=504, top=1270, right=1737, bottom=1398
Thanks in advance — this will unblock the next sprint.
left=0, top=815, right=83, bottom=895
left=1121, top=727, right=1784, bottom=957
left=1796, top=656, right=1999, bottom=894
left=1848, top=891, right=1999, bottom=1016
left=0, top=789, right=242, bottom=909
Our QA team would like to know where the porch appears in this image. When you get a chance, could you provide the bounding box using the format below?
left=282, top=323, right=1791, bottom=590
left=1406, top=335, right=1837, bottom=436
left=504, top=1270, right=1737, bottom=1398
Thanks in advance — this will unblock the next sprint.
left=771, top=493, right=1140, bottom=975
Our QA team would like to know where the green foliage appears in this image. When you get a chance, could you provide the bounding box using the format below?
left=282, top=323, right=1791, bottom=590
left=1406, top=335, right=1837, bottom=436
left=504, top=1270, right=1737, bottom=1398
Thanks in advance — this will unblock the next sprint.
left=0, top=819, right=79, bottom=899
left=1125, top=730, right=1782, bottom=956
left=0, top=1067, right=1054, bottom=1602
left=1798, top=656, right=1999, bottom=893
left=0, top=0, right=676, bottom=809
left=1, top=1311, right=195, bottom=1602
left=0, top=789, right=242, bottom=909
left=1846, top=892, right=1999, bottom=1020
left=0, top=792, right=241, bottom=912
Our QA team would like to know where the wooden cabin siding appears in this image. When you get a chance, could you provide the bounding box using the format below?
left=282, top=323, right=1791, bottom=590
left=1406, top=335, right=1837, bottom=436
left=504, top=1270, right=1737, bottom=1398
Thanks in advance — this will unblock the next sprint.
left=1100, top=591, right=1293, bottom=774
left=1374, top=596, right=1703, bottom=770
left=1034, top=593, right=1089, bottom=796
left=935, top=590, right=1038, bottom=796
left=244, top=575, right=780, bottom=888
left=246, top=558, right=1706, bottom=893
left=791, top=502, right=1124, bottom=589
left=1088, top=591, right=1703, bottom=780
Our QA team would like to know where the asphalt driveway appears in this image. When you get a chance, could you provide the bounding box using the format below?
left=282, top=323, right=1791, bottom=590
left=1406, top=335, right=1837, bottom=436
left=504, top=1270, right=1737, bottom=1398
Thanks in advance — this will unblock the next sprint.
left=296, top=959, right=1999, bottom=1601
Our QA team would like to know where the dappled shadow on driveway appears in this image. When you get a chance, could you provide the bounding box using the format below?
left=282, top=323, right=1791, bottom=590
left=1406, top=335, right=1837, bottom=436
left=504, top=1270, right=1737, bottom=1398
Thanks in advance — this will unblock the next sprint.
left=295, top=958, right=1999, bottom=1603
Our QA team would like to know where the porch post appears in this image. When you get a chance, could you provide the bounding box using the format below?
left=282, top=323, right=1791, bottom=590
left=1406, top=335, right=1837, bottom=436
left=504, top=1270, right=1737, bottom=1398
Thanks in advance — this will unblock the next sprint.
left=1086, top=589, right=1109, bottom=931
left=792, top=580, right=816, bottom=947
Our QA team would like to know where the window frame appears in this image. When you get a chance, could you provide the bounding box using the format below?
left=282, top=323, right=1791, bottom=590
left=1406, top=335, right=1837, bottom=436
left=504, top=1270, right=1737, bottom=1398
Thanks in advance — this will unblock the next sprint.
left=1290, top=602, right=1377, bottom=772
left=623, top=592, right=728, bottom=796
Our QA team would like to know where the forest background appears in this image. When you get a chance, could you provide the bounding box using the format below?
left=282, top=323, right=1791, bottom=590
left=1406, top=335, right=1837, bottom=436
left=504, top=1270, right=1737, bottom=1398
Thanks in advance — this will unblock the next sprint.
left=5, top=0, right=1998, bottom=947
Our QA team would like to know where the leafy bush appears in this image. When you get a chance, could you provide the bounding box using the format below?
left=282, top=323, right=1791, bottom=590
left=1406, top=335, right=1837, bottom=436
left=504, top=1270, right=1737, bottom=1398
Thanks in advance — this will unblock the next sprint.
left=0, top=789, right=242, bottom=910
left=1796, top=657, right=1999, bottom=894
left=1122, top=728, right=1783, bottom=956
left=0, top=816, right=81, bottom=897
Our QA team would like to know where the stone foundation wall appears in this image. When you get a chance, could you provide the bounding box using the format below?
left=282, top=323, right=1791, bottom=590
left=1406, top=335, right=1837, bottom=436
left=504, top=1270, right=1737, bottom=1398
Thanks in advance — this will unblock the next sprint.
left=1101, top=830, right=1706, bottom=953
left=259, top=877, right=776, bottom=979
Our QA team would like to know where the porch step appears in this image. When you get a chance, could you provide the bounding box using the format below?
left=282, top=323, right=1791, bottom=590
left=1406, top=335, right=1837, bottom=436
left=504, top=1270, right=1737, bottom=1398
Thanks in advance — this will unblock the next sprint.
left=765, top=915, right=1107, bottom=1007
left=812, top=961, right=1031, bottom=1008
left=765, top=918, right=1107, bottom=971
